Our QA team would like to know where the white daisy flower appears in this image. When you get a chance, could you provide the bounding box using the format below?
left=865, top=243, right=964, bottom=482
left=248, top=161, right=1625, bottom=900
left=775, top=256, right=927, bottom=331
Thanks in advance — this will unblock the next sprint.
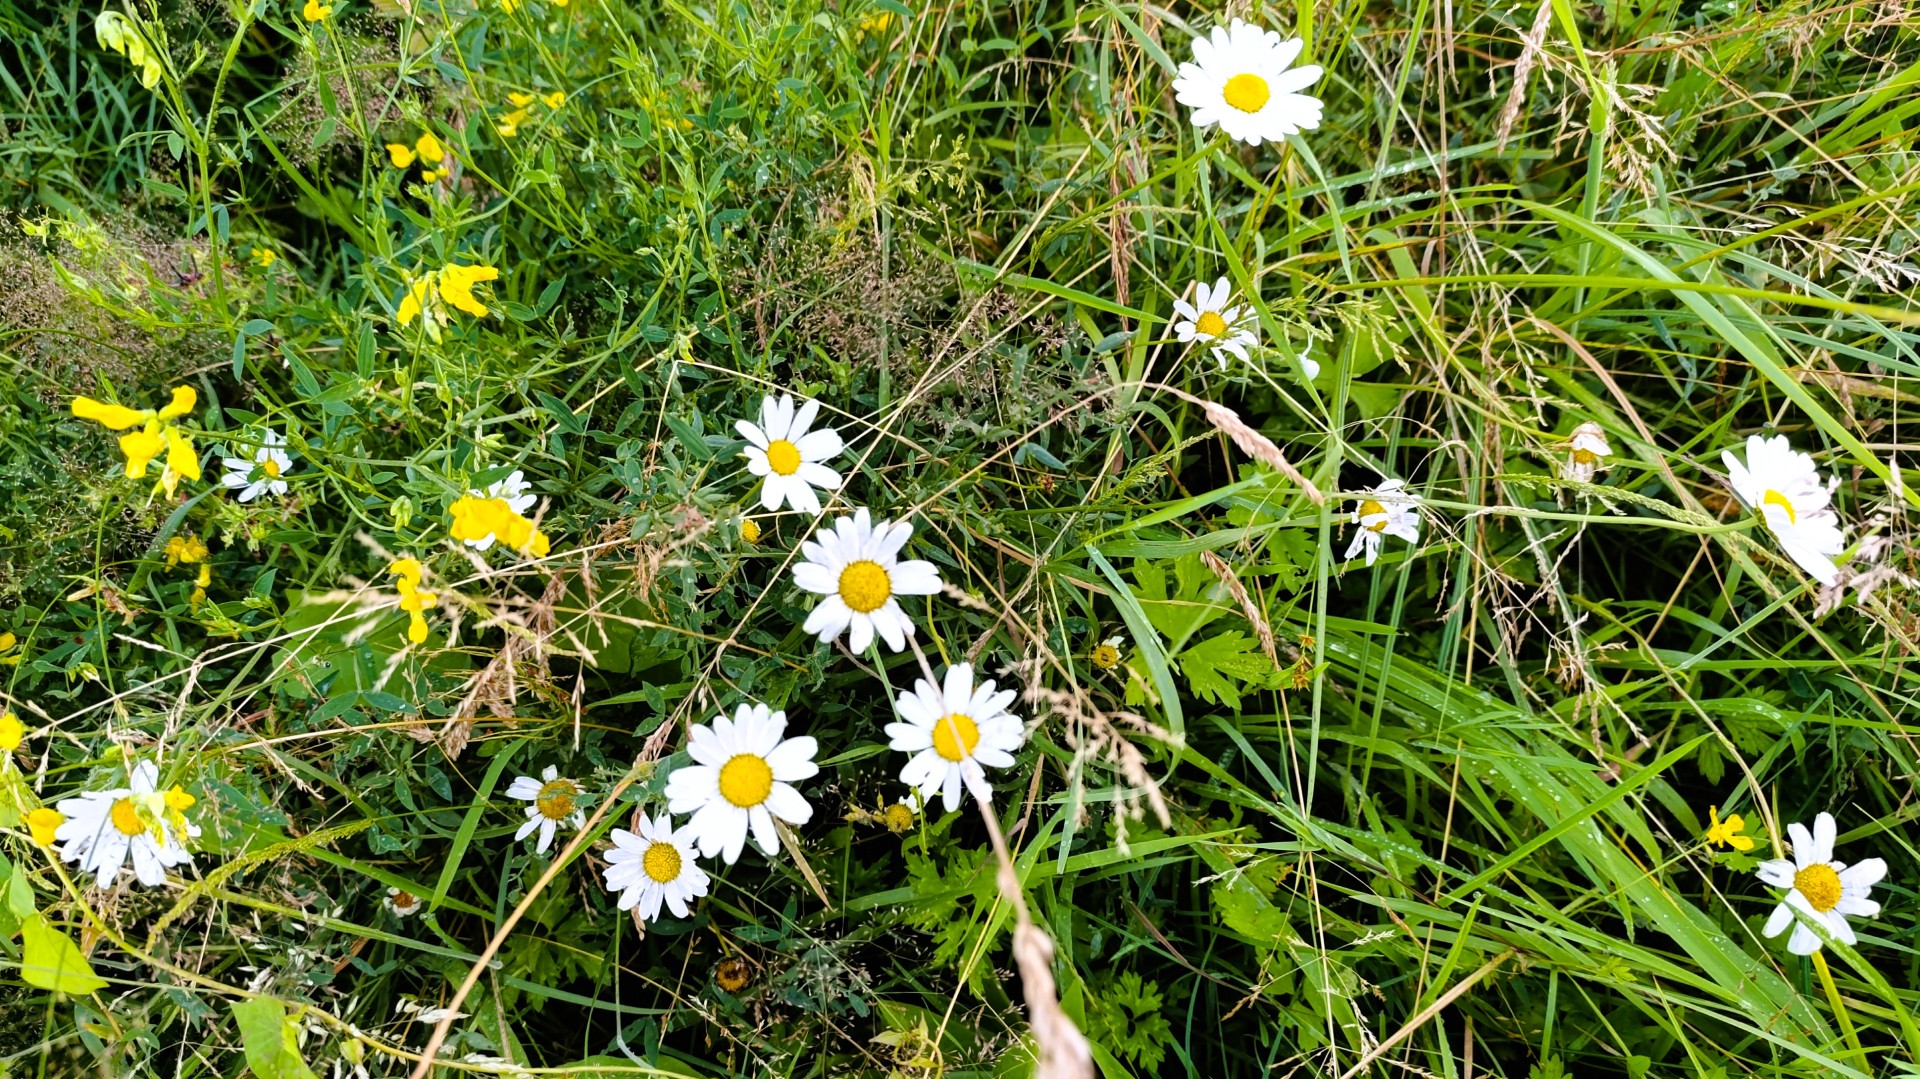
left=384, top=886, right=424, bottom=917
left=602, top=811, right=710, bottom=921
left=791, top=508, right=944, bottom=654
left=1722, top=434, right=1847, bottom=585
left=220, top=429, right=294, bottom=503
left=1173, top=19, right=1324, bottom=146
left=1171, top=277, right=1258, bottom=367
left=736, top=394, right=845, bottom=514
left=460, top=470, right=538, bottom=550
left=885, top=663, right=1026, bottom=812
left=1344, top=478, right=1421, bottom=566
left=1562, top=422, right=1613, bottom=484
left=1091, top=635, right=1127, bottom=670
left=664, top=702, right=818, bottom=865
left=1757, top=811, right=1887, bottom=955
left=505, top=765, right=587, bottom=855
left=54, top=760, right=199, bottom=888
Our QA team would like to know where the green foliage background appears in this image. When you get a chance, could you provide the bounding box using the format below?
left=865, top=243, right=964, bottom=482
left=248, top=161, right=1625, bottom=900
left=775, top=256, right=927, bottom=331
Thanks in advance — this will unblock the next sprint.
left=2, top=0, right=1918, bottom=1075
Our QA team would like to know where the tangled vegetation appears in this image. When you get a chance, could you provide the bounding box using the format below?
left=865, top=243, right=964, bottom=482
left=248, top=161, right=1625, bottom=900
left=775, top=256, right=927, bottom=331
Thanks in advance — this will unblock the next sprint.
left=2, top=0, right=1919, bottom=1075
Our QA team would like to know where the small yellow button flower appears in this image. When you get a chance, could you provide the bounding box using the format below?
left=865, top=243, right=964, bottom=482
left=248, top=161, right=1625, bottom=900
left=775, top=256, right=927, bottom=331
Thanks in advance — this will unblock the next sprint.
left=1705, top=805, right=1755, bottom=852
left=302, top=0, right=331, bottom=20
left=740, top=518, right=761, bottom=544
left=26, top=807, right=63, bottom=846
left=0, top=712, right=25, bottom=751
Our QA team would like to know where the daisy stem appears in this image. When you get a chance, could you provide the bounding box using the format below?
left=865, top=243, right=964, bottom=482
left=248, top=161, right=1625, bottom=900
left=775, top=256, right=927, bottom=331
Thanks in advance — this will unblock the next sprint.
left=1811, top=950, right=1866, bottom=1063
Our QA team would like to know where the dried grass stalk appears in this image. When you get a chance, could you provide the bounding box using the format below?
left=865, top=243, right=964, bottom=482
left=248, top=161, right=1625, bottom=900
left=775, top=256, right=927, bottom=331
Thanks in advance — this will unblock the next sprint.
left=1201, top=550, right=1279, bottom=670
left=1197, top=400, right=1324, bottom=504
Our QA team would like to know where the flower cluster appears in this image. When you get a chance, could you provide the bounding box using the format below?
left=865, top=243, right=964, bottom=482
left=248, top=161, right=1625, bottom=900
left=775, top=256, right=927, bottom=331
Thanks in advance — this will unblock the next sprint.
left=71, top=386, right=202, bottom=497
left=385, top=131, right=453, bottom=184
left=396, top=262, right=500, bottom=340
left=497, top=90, right=565, bottom=137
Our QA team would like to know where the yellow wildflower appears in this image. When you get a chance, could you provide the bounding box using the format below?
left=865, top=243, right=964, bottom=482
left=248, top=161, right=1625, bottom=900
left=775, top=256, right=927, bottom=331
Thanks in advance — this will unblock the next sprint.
left=387, top=558, right=435, bottom=644
left=741, top=518, right=761, bottom=544
left=385, top=132, right=451, bottom=183
left=72, top=397, right=152, bottom=430
left=497, top=108, right=530, bottom=137
left=543, top=91, right=565, bottom=108
left=449, top=496, right=550, bottom=557
left=0, top=712, right=24, bottom=752
left=26, top=807, right=62, bottom=846
left=0, top=631, right=15, bottom=655
left=302, top=0, right=331, bottom=20
left=396, top=274, right=435, bottom=328
left=251, top=247, right=277, bottom=268
left=191, top=562, right=211, bottom=606
left=164, top=533, right=209, bottom=569
left=75, top=386, right=200, bottom=494
left=385, top=142, right=416, bottom=168
left=436, top=264, right=499, bottom=318
left=508, top=92, right=536, bottom=108
left=1705, top=805, right=1755, bottom=852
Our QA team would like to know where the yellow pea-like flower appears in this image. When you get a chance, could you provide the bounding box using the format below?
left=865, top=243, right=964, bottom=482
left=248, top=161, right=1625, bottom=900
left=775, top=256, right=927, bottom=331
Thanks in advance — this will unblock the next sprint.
left=386, top=142, right=417, bottom=168
left=71, top=397, right=152, bottom=431
left=26, top=807, right=63, bottom=846
left=156, top=385, right=197, bottom=421
left=119, top=422, right=166, bottom=479
left=0, top=712, right=24, bottom=752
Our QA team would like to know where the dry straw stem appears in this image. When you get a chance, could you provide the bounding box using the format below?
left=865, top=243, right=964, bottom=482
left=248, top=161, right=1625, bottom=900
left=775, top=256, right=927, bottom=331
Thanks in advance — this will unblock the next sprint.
left=1145, top=385, right=1324, bottom=504
left=1200, top=550, right=1280, bottom=670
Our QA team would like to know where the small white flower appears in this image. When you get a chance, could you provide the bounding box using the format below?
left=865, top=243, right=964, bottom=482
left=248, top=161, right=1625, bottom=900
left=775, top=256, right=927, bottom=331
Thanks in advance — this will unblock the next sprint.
left=1173, top=19, right=1324, bottom=146
left=736, top=394, right=845, bottom=514
left=885, top=663, right=1025, bottom=812
left=791, top=508, right=944, bottom=654
left=1344, top=478, right=1421, bottom=566
left=1297, top=345, right=1322, bottom=381
left=384, top=886, right=423, bottom=917
left=1562, top=422, right=1613, bottom=484
left=1757, top=811, right=1887, bottom=956
left=220, top=429, right=294, bottom=503
left=461, top=470, right=537, bottom=550
left=1722, top=434, right=1847, bottom=585
left=602, top=811, right=710, bottom=921
left=1171, top=278, right=1258, bottom=367
left=54, top=760, right=199, bottom=888
left=505, top=765, right=587, bottom=855
left=665, top=702, right=818, bottom=865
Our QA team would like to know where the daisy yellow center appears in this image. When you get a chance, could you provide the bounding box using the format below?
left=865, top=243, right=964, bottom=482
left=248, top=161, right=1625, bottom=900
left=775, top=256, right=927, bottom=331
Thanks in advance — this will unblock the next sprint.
left=882, top=802, right=916, bottom=833
left=393, top=891, right=417, bottom=908
left=1762, top=489, right=1798, bottom=525
left=1571, top=448, right=1598, bottom=465
left=534, top=779, right=578, bottom=820
left=110, top=798, right=146, bottom=837
left=1360, top=500, right=1389, bottom=531
left=1195, top=310, right=1228, bottom=338
left=718, top=753, right=773, bottom=808
left=765, top=438, right=802, bottom=476
left=1223, top=72, right=1271, bottom=114
left=262, top=457, right=282, bottom=478
left=642, top=840, right=682, bottom=883
left=838, top=560, right=892, bottom=614
left=1091, top=644, right=1120, bottom=670
left=932, top=713, right=980, bottom=763
left=1794, top=864, right=1842, bottom=913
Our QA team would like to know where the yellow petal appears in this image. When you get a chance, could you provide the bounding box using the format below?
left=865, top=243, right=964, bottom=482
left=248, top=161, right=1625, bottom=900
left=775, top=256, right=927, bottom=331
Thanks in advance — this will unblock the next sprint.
left=157, top=385, right=197, bottom=420
left=508, top=92, right=536, bottom=107
left=0, top=712, right=23, bottom=752
left=26, top=808, right=62, bottom=846
left=414, top=131, right=446, bottom=164
left=0, top=632, right=15, bottom=653
left=72, top=397, right=152, bottom=431
left=542, top=91, right=565, bottom=109
left=164, top=785, right=196, bottom=812
left=385, top=142, right=416, bottom=168
left=120, top=424, right=165, bottom=479
left=166, top=427, right=201, bottom=481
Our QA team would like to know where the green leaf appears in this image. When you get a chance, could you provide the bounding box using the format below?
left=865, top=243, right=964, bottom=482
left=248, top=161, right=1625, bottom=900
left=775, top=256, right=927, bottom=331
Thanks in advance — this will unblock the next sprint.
left=20, top=915, right=108, bottom=994
left=1175, top=631, right=1280, bottom=709
left=232, top=996, right=320, bottom=1079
